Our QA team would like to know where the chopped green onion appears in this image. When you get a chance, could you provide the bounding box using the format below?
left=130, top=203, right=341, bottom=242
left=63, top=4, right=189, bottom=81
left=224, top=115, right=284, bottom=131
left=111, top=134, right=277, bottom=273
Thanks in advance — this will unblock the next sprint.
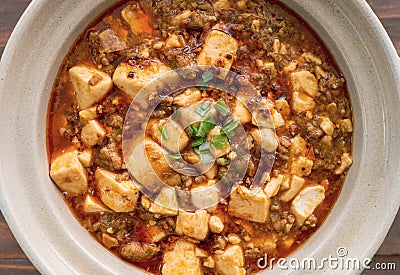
left=212, top=134, right=228, bottom=149
left=188, top=125, right=198, bottom=137
left=218, top=171, right=226, bottom=179
left=195, top=101, right=212, bottom=117
left=202, top=71, right=214, bottom=83
left=225, top=130, right=235, bottom=138
left=196, top=121, right=215, bottom=137
left=199, top=141, right=211, bottom=151
left=159, top=125, right=169, bottom=140
left=198, top=80, right=209, bottom=91
left=222, top=118, right=239, bottom=136
left=216, top=157, right=229, bottom=166
left=214, top=101, right=230, bottom=116
left=168, top=154, right=182, bottom=159
left=200, top=151, right=215, bottom=164
left=191, top=138, right=205, bottom=147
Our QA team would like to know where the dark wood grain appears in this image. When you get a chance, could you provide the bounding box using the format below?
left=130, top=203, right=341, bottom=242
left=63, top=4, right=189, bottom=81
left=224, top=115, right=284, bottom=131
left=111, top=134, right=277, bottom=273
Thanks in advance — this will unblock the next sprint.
left=0, top=0, right=399, bottom=273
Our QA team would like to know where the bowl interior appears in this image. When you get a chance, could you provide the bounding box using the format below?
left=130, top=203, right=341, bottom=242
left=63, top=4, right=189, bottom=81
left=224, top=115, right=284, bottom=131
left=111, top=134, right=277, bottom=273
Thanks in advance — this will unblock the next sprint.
left=0, top=0, right=399, bottom=274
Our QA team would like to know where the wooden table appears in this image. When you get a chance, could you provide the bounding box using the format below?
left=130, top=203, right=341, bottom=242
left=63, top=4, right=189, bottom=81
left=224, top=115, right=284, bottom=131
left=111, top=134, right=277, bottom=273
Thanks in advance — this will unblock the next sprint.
left=0, top=0, right=399, bottom=274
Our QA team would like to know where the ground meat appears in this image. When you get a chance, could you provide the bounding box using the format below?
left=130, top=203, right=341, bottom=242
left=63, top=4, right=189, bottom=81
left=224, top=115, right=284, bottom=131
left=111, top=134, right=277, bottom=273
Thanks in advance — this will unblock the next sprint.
left=120, top=242, right=160, bottom=261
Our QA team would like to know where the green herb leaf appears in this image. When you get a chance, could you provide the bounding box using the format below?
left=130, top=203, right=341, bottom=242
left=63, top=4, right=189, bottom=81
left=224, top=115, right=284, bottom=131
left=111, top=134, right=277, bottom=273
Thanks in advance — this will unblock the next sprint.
left=216, top=157, right=229, bottom=166
left=191, top=137, right=205, bottom=147
left=168, top=154, right=182, bottom=159
left=159, top=125, right=169, bottom=140
left=214, top=101, right=230, bottom=116
left=202, top=71, right=214, bottom=83
left=197, top=121, right=215, bottom=137
left=200, top=151, right=215, bottom=164
left=188, top=125, right=198, bottom=137
left=212, top=134, right=228, bottom=149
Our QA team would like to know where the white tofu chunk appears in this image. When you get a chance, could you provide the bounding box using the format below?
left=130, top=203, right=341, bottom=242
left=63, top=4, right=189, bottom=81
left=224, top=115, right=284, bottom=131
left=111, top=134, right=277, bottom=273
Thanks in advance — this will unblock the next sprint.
left=121, top=5, right=153, bottom=35
left=79, top=106, right=97, bottom=124
left=161, top=240, right=202, bottom=275
left=165, top=34, right=186, bottom=48
left=191, top=184, right=220, bottom=210
left=214, top=245, right=246, bottom=275
left=83, top=195, right=110, bottom=213
left=78, top=148, right=94, bottom=167
left=50, top=149, right=88, bottom=195
left=148, top=119, right=189, bottom=153
left=95, top=169, right=139, bottom=212
left=292, top=91, right=316, bottom=113
left=264, top=174, right=284, bottom=198
left=280, top=175, right=305, bottom=202
left=197, top=30, right=238, bottom=78
left=274, top=98, right=290, bottom=118
left=338, top=119, right=353, bottom=133
left=290, top=71, right=318, bottom=98
left=144, top=187, right=179, bottom=216
left=113, top=61, right=171, bottom=99
left=213, top=0, right=231, bottom=9
left=249, top=128, right=278, bottom=152
left=232, top=98, right=252, bottom=124
left=271, top=109, right=285, bottom=128
left=69, top=65, right=113, bottom=109
left=291, top=156, right=313, bottom=177
left=209, top=215, right=224, bottom=233
left=81, top=120, right=106, bottom=147
left=173, top=88, right=202, bottom=107
left=290, top=135, right=307, bottom=156
left=176, top=210, right=210, bottom=240
left=334, top=153, right=353, bottom=175
left=320, top=116, right=335, bottom=136
left=291, top=185, right=325, bottom=226
left=228, top=186, right=270, bottom=223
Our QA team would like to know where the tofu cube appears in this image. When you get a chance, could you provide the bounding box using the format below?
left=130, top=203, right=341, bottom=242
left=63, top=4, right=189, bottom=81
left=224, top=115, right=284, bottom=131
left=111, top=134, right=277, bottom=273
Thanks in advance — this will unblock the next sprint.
left=214, top=245, right=246, bottom=275
left=334, top=153, right=353, bottom=175
left=81, top=119, right=106, bottom=147
left=69, top=65, right=113, bottom=109
left=176, top=210, right=211, bottom=240
left=232, top=98, right=252, bottom=124
left=197, top=30, right=238, bottom=78
left=113, top=61, right=171, bottom=99
left=83, top=195, right=110, bottom=213
left=121, top=5, right=153, bottom=35
left=78, top=148, right=94, bottom=167
left=228, top=186, right=270, bottom=223
left=161, top=240, right=202, bottom=275
left=280, top=175, right=305, bottom=202
left=291, top=185, right=325, bottom=226
left=209, top=215, right=224, bottom=233
left=95, top=169, right=139, bottom=212
left=249, top=128, right=278, bottom=152
left=290, top=71, right=318, bottom=98
left=292, top=91, right=316, bottom=113
left=146, top=187, right=179, bottom=216
left=291, top=156, right=313, bottom=177
left=79, top=106, right=97, bottom=124
left=191, top=184, right=220, bottom=210
left=320, top=116, right=335, bottom=136
left=148, top=119, right=189, bottom=154
left=50, top=149, right=88, bottom=195
left=173, top=88, right=202, bottom=107
left=264, top=174, right=284, bottom=198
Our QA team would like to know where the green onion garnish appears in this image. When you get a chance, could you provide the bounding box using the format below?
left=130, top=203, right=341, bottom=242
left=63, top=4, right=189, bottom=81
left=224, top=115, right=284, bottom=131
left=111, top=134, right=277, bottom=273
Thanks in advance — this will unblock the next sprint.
left=200, top=151, right=215, bottom=164
left=159, top=125, right=169, bottom=140
left=216, top=157, right=229, bottom=166
left=202, top=71, right=214, bottom=83
left=195, top=101, right=212, bottom=117
left=188, top=124, right=198, bottom=137
left=199, top=141, right=211, bottom=151
left=222, top=118, right=239, bottom=135
left=197, top=120, right=215, bottom=137
left=212, top=134, right=228, bottom=149
left=214, top=101, right=230, bottom=116
left=168, top=154, right=182, bottom=159
left=191, top=138, right=205, bottom=147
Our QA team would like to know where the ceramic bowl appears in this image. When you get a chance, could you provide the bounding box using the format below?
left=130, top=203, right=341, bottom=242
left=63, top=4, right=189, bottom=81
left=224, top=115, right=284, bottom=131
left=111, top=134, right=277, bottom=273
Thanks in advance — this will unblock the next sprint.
left=0, top=0, right=399, bottom=274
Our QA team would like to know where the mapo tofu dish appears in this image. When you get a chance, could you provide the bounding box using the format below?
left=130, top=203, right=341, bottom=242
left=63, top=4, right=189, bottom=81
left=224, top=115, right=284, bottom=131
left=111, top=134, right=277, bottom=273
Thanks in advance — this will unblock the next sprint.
left=47, top=0, right=353, bottom=274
